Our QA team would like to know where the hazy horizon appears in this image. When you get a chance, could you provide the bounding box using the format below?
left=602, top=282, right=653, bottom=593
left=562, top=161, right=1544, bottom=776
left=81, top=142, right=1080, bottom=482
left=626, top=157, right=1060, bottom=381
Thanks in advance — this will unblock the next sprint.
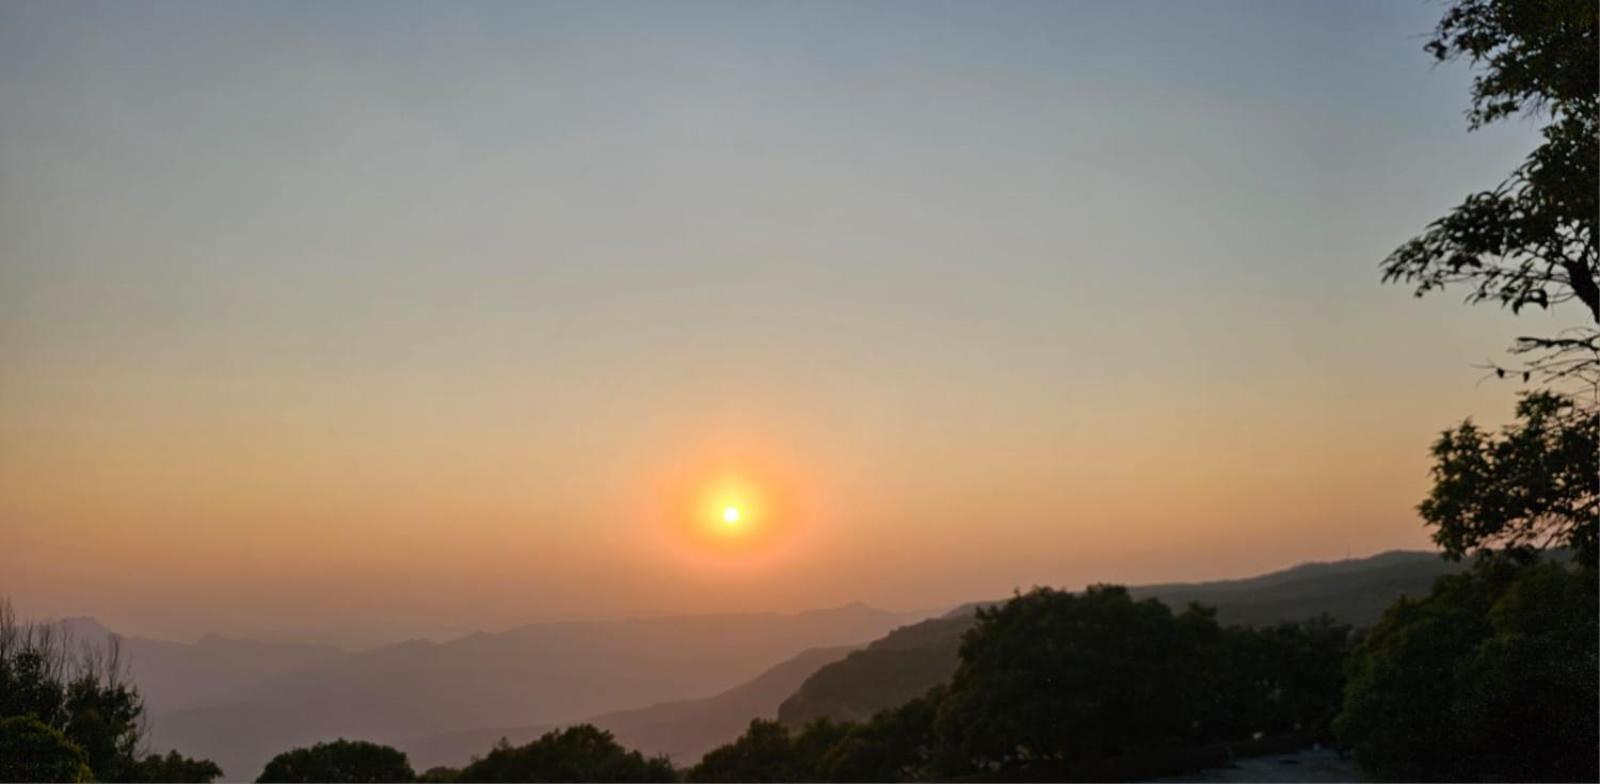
left=0, top=0, right=1560, bottom=647
left=22, top=546, right=1433, bottom=649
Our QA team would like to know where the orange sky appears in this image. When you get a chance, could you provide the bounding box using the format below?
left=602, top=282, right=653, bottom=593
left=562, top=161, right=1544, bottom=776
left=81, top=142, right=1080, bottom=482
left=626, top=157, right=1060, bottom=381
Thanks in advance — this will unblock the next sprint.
left=0, top=1, right=1553, bottom=645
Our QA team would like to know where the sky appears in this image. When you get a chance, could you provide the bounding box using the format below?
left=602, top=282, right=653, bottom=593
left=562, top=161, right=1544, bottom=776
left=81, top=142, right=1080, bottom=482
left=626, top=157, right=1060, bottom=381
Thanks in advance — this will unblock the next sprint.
left=0, top=0, right=1562, bottom=646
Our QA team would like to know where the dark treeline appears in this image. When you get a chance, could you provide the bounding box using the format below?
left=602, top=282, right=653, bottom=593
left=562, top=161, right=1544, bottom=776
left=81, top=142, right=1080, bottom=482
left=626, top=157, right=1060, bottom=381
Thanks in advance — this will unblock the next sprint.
left=4, top=552, right=1595, bottom=783
left=201, top=588, right=1362, bottom=783
left=686, top=588, right=1351, bottom=782
left=221, top=557, right=1596, bottom=782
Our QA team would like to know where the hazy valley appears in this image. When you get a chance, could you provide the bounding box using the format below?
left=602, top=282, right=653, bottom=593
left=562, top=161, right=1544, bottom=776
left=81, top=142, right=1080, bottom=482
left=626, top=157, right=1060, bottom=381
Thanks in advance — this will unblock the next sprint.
left=42, top=551, right=1469, bottom=779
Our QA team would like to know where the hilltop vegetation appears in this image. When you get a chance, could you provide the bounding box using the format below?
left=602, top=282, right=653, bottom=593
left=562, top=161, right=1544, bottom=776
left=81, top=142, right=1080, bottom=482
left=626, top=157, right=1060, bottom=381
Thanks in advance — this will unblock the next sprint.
left=0, top=605, right=222, bottom=783
left=399, top=645, right=859, bottom=770
left=5, top=547, right=1592, bottom=782
left=688, top=586, right=1355, bottom=782
left=779, top=550, right=1465, bottom=726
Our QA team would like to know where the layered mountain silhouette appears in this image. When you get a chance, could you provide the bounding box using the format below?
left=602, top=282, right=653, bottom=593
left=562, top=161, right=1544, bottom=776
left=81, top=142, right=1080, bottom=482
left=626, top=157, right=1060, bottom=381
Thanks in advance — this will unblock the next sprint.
left=140, top=604, right=906, bottom=778
left=52, top=550, right=1465, bottom=778
left=49, top=617, right=343, bottom=716
left=397, top=644, right=858, bottom=770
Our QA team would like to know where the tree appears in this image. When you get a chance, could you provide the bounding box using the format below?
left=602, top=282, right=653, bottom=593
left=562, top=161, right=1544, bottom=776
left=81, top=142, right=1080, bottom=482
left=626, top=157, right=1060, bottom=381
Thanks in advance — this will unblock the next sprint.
left=1421, top=391, right=1598, bottom=567
left=1336, top=560, right=1598, bottom=782
left=0, top=715, right=92, bottom=783
left=932, top=586, right=1223, bottom=773
left=61, top=657, right=145, bottom=782
left=815, top=690, right=943, bottom=782
left=128, top=751, right=224, bottom=783
left=1189, top=614, right=1351, bottom=746
left=790, top=719, right=850, bottom=779
left=691, top=590, right=1348, bottom=781
left=687, top=720, right=801, bottom=782
left=1381, top=0, right=1598, bottom=388
left=455, top=725, right=674, bottom=783
left=256, top=739, right=415, bottom=783
left=0, top=599, right=221, bottom=783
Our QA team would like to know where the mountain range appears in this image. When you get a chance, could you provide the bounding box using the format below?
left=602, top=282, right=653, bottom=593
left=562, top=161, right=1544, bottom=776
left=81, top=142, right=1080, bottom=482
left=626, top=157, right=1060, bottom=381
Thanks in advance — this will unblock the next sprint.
left=139, top=604, right=906, bottom=778
left=48, top=550, right=1465, bottom=778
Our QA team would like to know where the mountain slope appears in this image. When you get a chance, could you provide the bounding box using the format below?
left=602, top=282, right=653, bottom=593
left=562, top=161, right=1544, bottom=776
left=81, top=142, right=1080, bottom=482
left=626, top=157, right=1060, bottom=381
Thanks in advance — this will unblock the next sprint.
left=50, top=617, right=343, bottom=717
left=145, top=604, right=907, bottom=779
left=399, top=645, right=859, bottom=770
left=777, top=550, right=1466, bottom=726
left=591, top=644, right=858, bottom=765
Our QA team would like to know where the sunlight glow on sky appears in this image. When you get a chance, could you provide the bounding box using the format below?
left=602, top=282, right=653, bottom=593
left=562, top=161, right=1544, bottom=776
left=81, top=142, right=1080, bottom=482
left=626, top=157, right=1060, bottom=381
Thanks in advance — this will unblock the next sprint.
left=0, top=0, right=1549, bottom=644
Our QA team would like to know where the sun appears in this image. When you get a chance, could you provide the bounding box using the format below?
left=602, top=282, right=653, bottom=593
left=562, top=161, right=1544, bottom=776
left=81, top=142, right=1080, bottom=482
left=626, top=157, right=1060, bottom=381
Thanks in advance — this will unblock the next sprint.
left=722, top=505, right=742, bottom=525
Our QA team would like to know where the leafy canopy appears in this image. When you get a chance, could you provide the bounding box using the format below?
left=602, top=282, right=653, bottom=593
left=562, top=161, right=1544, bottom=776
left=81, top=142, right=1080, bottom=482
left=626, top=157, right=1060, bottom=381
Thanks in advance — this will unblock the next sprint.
left=1421, top=391, right=1598, bottom=566
left=0, top=715, right=93, bottom=783
left=256, top=739, right=415, bottom=783
left=1336, top=560, right=1598, bottom=782
left=1381, top=0, right=1598, bottom=387
left=456, top=725, right=675, bottom=783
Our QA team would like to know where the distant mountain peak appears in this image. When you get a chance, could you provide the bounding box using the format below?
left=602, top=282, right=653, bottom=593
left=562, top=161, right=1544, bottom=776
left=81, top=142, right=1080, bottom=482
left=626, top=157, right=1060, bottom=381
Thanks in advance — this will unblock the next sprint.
left=53, top=616, right=116, bottom=642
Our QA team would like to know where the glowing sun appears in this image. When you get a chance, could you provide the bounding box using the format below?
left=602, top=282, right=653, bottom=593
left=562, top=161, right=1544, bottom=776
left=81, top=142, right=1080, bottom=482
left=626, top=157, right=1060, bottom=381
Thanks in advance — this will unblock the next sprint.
left=722, top=505, right=742, bottom=524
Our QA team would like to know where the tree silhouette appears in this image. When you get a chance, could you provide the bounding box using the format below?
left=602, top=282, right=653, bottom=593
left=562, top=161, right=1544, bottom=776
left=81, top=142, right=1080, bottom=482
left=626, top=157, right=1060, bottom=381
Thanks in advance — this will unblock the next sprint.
left=814, top=689, right=943, bottom=782
left=0, top=600, right=220, bottom=783
left=0, top=715, right=92, bottom=783
left=933, top=586, right=1209, bottom=772
left=688, top=720, right=801, bottom=782
left=1381, top=0, right=1598, bottom=388
left=1336, top=560, right=1598, bottom=781
left=128, top=751, right=224, bottom=783
left=256, top=739, right=415, bottom=783
left=1421, top=392, right=1598, bottom=566
left=456, top=725, right=674, bottom=783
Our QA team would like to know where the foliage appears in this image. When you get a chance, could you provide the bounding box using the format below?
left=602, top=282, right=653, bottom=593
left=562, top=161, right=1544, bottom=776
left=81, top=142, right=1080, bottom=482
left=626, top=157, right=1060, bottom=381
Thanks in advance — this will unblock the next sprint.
left=1381, top=0, right=1598, bottom=388
left=931, top=587, right=1348, bottom=773
left=127, top=751, right=224, bottom=783
left=415, top=766, right=461, bottom=783
left=687, top=720, right=802, bottom=782
left=934, top=587, right=1210, bottom=771
left=256, top=739, right=416, bottom=783
left=0, top=715, right=93, bottom=783
left=1336, top=560, right=1598, bottom=781
left=698, top=588, right=1350, bottom=780
left=777, top=553, right=1452, bottom=731
left=814, top=689, right=944, bottom=782
left=0, top=600, right=221, bottom=782
left=456, top=725, right=675, bottom=783
left=778, top=617, right=968, bottom=726
left=1421, top=391, right=1598, bottom=567
left=1190, top=613, right=1351, bottom=745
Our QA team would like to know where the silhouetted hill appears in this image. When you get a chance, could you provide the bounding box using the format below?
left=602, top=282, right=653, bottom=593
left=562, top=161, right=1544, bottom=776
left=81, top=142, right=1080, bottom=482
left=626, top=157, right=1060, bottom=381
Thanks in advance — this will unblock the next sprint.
left=1134, top=549, right=1467, bottom=627
left=47, top=618, right=343, bottom=716
left=778, top=550, right=1465, bottom=726
left=144, top=604, right=907, bottom=779
left=399, top=645, right=858, bottom=770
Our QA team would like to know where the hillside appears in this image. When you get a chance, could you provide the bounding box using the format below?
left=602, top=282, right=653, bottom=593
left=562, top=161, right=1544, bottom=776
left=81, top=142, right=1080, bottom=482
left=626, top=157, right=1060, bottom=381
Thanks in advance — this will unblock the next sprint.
left=141, top=604, right=907, bottom=779
left=777, top=550, right=1465, bottom=726
left=400, top=645, right=859, bottom=770
left=50, top=618, right=343, bottom=717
